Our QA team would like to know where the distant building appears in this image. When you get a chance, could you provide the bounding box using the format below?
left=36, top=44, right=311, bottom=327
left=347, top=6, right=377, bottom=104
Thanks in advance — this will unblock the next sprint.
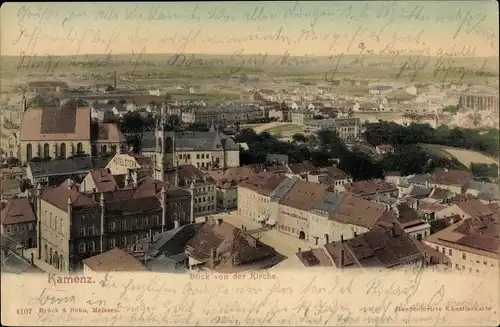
left=458, top=93, right=499, bottom=113
left=27, top=81, right=69, bottom=93
left=303, top=118, right=360, bottom=139
left=181, top=104, right=265, bottom=125
left=369, top=85, right=394, bottom=95
left=291, top=110, right=314, bottom=125
left=428, top=169, right=473, bottom=194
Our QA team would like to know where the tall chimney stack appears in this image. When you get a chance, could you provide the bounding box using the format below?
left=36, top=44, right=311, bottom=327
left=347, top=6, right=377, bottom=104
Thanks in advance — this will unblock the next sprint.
left=340, top=249, right=345, bottom=268
left=340, top=234, right=344, bottom=243
left=113, top=70, right=117, bottom=89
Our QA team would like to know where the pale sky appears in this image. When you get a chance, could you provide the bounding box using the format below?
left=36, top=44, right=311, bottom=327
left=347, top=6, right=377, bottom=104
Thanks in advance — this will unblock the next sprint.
left=1, top=1, right=498, bottom=57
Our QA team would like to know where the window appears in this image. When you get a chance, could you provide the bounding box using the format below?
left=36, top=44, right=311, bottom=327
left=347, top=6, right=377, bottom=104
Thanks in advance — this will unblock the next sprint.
left=484, top=261, right=487, bottom=265
left=109, top=221, right=116, bottom=232
left=441, top=247, right=445, bottom=254
left=127, top=220, right=132, bottom=230
left=448, top=249, right=452, bottom=256
left=109, top=238, right=116, bottom=249
left=455, top=264, right=459, bottom=269
left=90, top=241, right=96, bottom=252
left=468, top=267, right=472, bottom=273
left=435, top=246, right=439, bottom=251
left=79, top=242, right=86, bottom=253
left=88, top=226, right=95, bottom=236
left=197, top=154, right=200, bottom=159
left=201, top=154, right=204, bottom=159
left=152, top=215, right=159, bottom=226
left=79, top=227, right=85, bottom=236
left=142, top=217, right=148, bottom=228
left=462, top=253, right=466, bottom=260
left=13, top=225, right=18, bottom=232
left=120, top=221, right=126, bottom=231
left=6, top=226, right=11, bottom=233
left=59, top=219, right=62, bottom=232
left=131, top=235, right=138, bottom=244
left=120, top=236, right=127, bottom=246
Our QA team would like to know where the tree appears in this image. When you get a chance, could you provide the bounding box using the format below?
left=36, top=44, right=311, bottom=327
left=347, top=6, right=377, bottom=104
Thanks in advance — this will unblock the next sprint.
left=292, top=133, right=307, bottom=143
left=6, top=157, right=19, bottom=166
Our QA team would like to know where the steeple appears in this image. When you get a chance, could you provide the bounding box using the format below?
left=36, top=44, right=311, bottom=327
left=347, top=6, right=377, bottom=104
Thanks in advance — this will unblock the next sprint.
left=209, top=119, right=216, bottom=132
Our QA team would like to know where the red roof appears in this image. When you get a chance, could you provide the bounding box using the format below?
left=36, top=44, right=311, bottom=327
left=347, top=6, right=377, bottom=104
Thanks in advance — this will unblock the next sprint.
left=0, top=198, right=36, bottom=225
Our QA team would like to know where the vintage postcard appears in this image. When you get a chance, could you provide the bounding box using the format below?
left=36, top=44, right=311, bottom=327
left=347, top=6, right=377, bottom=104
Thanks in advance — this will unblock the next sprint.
left=1, top=1, right=499, bottom=326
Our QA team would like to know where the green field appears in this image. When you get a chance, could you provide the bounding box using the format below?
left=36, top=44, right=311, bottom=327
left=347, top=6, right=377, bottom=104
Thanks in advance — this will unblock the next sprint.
left=263, top=124, right=303, bottom=136
left=419, top=143, right=499, bottom=168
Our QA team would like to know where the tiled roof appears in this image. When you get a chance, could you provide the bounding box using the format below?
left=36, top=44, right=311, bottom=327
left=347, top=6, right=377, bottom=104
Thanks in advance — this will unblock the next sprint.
left=82, top=247, right=149, bottom=272
left=311, top=192, right=345, bottom=216
left=288, top=162, right=316, bottom=175
left=330, top=197, right=389, bottom=229
left=89, top=169, right=123, bottom=193
left=429, top=187, right=454, bottom=200
left=0, top=198, right=36, bottom=225
left=279, top=180, right=329, bottom=211
left=40, top=181, right=97, bottom=212
left=429, top=169, right=472, bottom=187
left=395, top=203, right=423, bottom=225
left=20, top=107, right=91, bottom=141
left=186, top=220, right=275, bottom=267
left=164, top=165, right=214, bottom=187
left=456, top=199, right=495, bottom=218
left=344, top=179, right=397, bottom=195
left=141, top=131, right=239, bottom=152
left=91, top=123, right=126, bottom=143
left=324, top=225, right=425, bottom=269
left=239, top=172, right=287, bottom=196
left=207, top=166, right=260, bottom=186
left=296, top=248, right=333, bottom=267
left=317, top=166, right=350, bottom=180
left=430, top=215, right=462, bottom=234
left=28, top=157, right=109, bottom=177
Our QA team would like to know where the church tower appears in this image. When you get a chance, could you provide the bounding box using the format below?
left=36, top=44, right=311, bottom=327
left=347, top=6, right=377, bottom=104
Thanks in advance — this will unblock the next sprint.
left=154, top=104, right=175, bottom=181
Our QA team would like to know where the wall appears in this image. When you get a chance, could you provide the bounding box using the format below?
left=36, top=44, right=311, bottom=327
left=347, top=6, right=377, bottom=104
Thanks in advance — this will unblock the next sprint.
left=217, top=186, right=237, bottom=209
left=224, top=150, right=240, bottom=168
left=308, top=211, right=368, bottom=246
left=20, top=140, right=92, bottom=163
left=39, top=199, right=71, bottom=272
left=277, top=204, right=308, bottom=240
left=424, top=240, right=499, bottom=276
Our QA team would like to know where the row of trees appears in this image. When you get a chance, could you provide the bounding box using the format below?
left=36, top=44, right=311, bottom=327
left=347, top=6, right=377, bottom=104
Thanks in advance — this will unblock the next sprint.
left=235, top=128, right=458, bottom=181
left=363, top=121, right=499, bottom=158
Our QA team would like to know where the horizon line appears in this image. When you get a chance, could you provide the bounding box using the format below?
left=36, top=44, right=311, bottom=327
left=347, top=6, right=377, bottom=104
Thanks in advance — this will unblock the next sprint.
left=1, top=52, right=498, bottom=59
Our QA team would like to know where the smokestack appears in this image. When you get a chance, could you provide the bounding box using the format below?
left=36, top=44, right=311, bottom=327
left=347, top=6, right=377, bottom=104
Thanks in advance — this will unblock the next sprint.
left=100, top=193, right=105, bottom=253
left=113, top=70, right=117, bottom=89
left=340, top=234, right=344, bottom=243
left=340, top=249, right=345, bottom=268
left=161, top=186, right=167, bottom=232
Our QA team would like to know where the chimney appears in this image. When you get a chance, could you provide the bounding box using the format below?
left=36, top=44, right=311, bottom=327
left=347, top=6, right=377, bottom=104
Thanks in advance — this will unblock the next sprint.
left=189, top=182, right=195, bottom=223
left=340, top=234, right=344, bottom=243
left=174, top=220, right=180, bottom=229
left=340, top=249, right=345, bottom=268
left=210, top=248, right=217, bottom=263
left=391, top=223, right=398, bottom=238
left=67, top=196, right=73, bottom=217
left=113, top=70, right=117, bottom=89
left=36, top=183, right=42, bottom=197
